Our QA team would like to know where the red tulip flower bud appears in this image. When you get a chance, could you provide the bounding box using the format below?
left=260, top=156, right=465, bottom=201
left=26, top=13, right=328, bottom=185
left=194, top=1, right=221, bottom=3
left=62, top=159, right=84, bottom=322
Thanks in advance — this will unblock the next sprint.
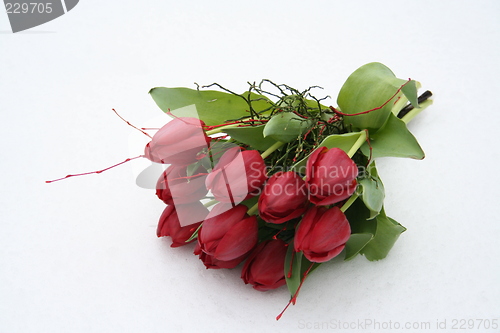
left=156, top=164, right=208, bottom=205
left=194, top=243, right=246, bottom=269
left=294, top=206, right=351, bottom=263
left=258, top=171, right=308, bottom=224
left=144, top=117, right=211, bottom=165
left=198, top=203, right=258, bottom=262
left=205, top=147, right=267, bottom=205
left=306, top=147, right=358, bottom=206
left=241, top=239, right=288, bottom=291
left=157, top=202, right=209, bottom=247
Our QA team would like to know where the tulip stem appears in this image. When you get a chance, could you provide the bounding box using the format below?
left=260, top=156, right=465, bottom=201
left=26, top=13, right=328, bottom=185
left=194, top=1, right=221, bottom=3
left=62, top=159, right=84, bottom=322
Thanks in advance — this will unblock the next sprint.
left=261, top=141, right=285, bottom=159
left=185, top=223, right=203, bottom=243
left=247, top=202, right=259, bottom=216
left=340, top=193, right=358, bottom=213
left=203, top=199, right=218, bottom=207
left=205, top=124, right=241, bottom=136
left=401, top=99, right=433, bottom=124
left=347, top=130, right=368, bottom=158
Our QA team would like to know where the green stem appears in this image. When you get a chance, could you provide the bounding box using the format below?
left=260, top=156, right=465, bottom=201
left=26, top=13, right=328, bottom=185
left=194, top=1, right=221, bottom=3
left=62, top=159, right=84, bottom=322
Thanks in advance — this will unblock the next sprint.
left=203, top=199, right=218, bottom=207
left=401, top=99, right=433, bottom=124
left=261, top=141, right=285, bottom=159
left=247, top=202, right=259, bottom=215
left=347, top=130, right=368, bottom=158
left=206, top=123, right=241, bottom=136
left=185, top=223, right=203, bottom=242
left=340, top=193, right=358, bottom=213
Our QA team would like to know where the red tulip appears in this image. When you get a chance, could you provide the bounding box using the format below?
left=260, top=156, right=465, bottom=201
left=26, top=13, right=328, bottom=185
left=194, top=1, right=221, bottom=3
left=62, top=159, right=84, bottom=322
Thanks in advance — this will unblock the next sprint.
left=144, top=117, right=211, bottom=165
left=197, top=203, right=258, bottom=262
left=156, top=164, right=208, bottom=205
left=241, top=239, right=288, bottom=291
left=258, top=171, right=308, bottom=224
left=205, top=147, right=267, bottom=205
left=194, top=243, right=247, bottom=269
left=157, top=202, right=209, bottom=247
left=294, top=206, right=351, bottom=263
left=306, top=147, right=358, bottom=206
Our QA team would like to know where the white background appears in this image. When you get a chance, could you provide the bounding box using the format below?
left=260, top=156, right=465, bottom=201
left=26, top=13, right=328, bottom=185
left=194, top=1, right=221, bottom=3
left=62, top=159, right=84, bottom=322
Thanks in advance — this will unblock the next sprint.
left=1, top=1, right=499, bottom=332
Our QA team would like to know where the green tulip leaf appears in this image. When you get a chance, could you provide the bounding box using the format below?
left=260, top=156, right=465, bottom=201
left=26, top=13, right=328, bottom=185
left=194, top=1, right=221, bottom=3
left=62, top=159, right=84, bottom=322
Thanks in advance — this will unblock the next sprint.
left=360, top=209, right=406, bottom=261
left=284, top=245, right=303, bottom=296
left=344, top=233, right=374, bottom=261
left=149, top=87, right=272, bottom=126
left=284, top=244, right=321, bottom=297
left=337, top=62, right=417, bottom=130
left=344, top=199, right=405, bottom=261
left=290, top=131, right=365, bottom=174
left=224, top=125, right=278, bottom=151
left=361, top=113, right=425, bottom=159
left=358, top=162, right=385, bottom=219
left=263, top=112, right=314, bottom=143
left=400, top=79, right=418, bottom=108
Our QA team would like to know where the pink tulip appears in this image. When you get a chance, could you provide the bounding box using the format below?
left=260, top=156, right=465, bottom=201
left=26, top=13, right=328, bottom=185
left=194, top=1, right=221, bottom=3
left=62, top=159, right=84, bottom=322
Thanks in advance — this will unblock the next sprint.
left=156, top=164, right=208, bottom=205
left=145, top=117, right=211, bottom=165
left=205, top=147, right=267, bottom=205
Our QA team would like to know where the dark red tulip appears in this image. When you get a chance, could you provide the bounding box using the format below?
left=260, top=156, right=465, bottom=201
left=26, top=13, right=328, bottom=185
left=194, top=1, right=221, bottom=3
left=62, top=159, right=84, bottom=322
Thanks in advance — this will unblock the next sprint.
left=197, top=203, right=258, bottom=262
left=294, top=206, right=351, bottom=263
left=194, top=243, right=247, bottom=269
left=156, top=164, right=208, bottom=205
left=258, top=171, right=308, bottom=224
left=157, top=202, right=209, bottom=247
left=145, top=117, right=211, bottom=165
left=306, top=147, right=358, bottom=206
left=241, top=239, right=288, bottom=291
left=205, top=147, right=267, bottom=205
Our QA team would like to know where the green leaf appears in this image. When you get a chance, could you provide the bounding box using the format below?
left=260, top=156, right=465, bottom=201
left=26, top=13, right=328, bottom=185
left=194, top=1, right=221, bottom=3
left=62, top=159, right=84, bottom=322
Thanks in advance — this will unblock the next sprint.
left=344, top=200, right=406, bottom=261
left=263, top=112, right=314, bottom=143
left=358, top=162, right=385, bottom=219
left=284, top=245, right=321, bottom=297
left=361, top=210, right=406, bottom=261
left=361, top=113, right=425, bottom=159
left=224, top=125, right=278, bottom=151
left=149, top=87, right=272, bottom=126
left=284, top=245, right=302, bottom=296
left=337, top=62, right=414, bottom=130
left=401, top=79, right=418, bottom=108
left=344, top=233, right=373, bottom=261
left=290, top=131, right=365, bottom=174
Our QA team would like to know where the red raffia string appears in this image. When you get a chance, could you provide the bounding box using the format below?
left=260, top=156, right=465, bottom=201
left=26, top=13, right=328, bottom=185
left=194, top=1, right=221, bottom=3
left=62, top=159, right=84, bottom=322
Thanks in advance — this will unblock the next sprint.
left=112, top=109, right=152, bottom=139
left=45, top=155, right=144, bottom=183
left=277, top=262, right=315, bottom=320
left=329, top=79, right=411, bottom=117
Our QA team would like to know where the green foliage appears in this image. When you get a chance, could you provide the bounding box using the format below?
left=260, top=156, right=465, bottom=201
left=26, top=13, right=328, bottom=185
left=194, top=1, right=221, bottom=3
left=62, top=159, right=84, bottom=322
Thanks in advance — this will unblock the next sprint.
left=337, top=62, right=418, bottom=131
left=149, top=87, right=272, bottom=126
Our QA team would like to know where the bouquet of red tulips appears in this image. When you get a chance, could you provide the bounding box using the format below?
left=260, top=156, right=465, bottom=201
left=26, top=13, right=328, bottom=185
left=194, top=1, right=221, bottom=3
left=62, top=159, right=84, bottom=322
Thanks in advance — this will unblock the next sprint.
left=48, top=62, right=433, bottom=319
left=147, top=62, right=433, bottom=318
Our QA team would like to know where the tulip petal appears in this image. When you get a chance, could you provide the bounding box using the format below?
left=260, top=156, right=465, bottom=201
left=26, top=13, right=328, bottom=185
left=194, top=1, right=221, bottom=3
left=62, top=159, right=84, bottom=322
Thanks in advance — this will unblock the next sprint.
left=303, top=245, right=345, bottom=263
left=294, top=206, right=322, bottom=253
left=215, top=216, right=258, bottom=261
left=198, top=204, right=248, bottom=244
